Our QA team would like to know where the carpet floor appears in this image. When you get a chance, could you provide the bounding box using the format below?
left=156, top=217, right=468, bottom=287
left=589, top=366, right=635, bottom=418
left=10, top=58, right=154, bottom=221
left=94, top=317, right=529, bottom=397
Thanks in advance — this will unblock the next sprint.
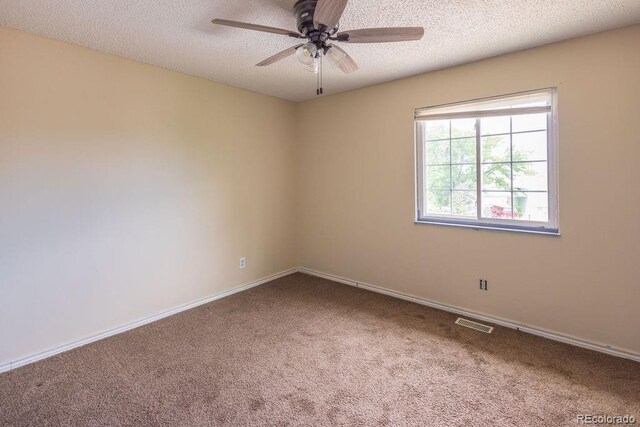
left=1, top=273, right=638, bottom=426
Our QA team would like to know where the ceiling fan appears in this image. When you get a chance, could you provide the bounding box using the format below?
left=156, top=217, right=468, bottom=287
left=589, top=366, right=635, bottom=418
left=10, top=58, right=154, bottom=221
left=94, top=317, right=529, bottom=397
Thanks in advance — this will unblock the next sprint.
left=212, top=0, right=424, bottom=95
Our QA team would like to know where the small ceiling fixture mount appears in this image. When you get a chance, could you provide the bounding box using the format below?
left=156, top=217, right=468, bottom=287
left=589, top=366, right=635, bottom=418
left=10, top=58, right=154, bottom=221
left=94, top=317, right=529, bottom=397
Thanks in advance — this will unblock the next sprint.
left=212, top=0, right=425, bottom=95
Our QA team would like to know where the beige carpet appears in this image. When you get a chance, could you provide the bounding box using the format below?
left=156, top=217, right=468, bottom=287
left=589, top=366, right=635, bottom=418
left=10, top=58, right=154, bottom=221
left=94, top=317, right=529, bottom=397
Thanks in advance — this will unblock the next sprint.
left=1, top=273, right=638, bottom=426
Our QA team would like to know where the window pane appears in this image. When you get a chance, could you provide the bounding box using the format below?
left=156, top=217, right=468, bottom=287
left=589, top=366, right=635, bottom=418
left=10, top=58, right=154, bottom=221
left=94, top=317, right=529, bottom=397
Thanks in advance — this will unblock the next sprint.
left=452, top=191, right=477, bottom=217
left=451, top=137, right=476, bottom=164
left=425, top=120, right=449, bottom=141
left=482, top=163, right=511, bottom=191
left=480, top=115, right=510, bottom=135
left=426, top=190, right=451, bottom=215
left=416, top=90, right=556, bottom=230
left=512, top=131, right=547, bottom=161
left=481, top=191, right=513, bottom=219
left=451, top=118, right=475, bottom=138
left=452, top=164, right=477, bottom=190
left=481, top=135, right=510, bottom=163
left=425, top=139, right=450, bottom=165
left=512, top=113, right=547, bottom=133
left=426, top=165, right=451, bottom=190
left=513, top=191, right=549, bottom=222
left=513, top=161, right=547, bottom=192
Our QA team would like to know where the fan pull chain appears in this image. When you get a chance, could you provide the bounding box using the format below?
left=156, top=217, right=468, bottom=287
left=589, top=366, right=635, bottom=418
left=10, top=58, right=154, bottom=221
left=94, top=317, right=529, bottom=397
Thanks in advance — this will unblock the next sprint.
left=316, top=54, right=320, bottom=96
left=320, top=54, right=323, bottom=95
left=316, top=53, right=323, bottom=96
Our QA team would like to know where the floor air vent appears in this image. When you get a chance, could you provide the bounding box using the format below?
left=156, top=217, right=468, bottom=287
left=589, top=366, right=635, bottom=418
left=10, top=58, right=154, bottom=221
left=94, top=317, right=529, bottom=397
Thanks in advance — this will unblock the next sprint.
left=455, top=317, right=494, bottom=333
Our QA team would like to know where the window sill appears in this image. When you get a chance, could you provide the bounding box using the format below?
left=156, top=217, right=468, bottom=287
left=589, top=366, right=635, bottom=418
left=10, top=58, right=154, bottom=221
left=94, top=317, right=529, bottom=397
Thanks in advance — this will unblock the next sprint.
left=414, top=220, right=560, bottom=236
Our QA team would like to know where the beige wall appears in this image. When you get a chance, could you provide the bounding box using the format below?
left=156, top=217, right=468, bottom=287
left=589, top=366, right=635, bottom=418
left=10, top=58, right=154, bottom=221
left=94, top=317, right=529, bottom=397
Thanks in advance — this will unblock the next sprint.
left=0, top=27, right=297, bottom=366
left=296, top=25, right=640, bottom=354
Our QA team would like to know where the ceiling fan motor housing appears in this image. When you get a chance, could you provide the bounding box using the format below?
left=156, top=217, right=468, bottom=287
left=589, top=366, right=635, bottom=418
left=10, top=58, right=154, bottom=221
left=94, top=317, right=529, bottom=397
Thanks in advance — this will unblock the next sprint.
left=294, top=0, right=336, bottom=49
left=294, top=0, right=315, bottom=33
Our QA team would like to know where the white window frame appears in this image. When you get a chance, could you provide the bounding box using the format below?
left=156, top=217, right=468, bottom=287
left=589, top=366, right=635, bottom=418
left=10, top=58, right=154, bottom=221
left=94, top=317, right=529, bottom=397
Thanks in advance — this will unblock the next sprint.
left=415, top=88, right=559, bottom=235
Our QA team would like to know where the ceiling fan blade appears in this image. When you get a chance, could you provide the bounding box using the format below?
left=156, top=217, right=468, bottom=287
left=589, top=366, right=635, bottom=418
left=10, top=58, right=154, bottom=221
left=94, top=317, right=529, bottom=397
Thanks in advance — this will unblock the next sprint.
left=338, top=27, right=424, bottom=43
left=331, top=45, right=358, bottom=73
left=256, top=44, right=304, bottom=66
left=212, top=18, right=301, bottom=38
left=313, top=0, right=349, bottom=31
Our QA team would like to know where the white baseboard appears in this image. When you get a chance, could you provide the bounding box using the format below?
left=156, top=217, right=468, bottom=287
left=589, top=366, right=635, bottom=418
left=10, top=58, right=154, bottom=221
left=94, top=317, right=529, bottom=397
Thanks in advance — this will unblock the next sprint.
left=297, top=267, right=640, bottom=363
left=0, top=268, right=298, bottom=374
left=3, top=266, right=637, bottom=374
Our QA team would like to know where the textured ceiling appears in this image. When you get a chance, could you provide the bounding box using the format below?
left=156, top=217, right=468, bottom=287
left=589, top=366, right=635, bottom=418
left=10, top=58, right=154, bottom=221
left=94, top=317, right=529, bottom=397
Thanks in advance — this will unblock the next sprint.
left=2, top=0, right=640, bottom=101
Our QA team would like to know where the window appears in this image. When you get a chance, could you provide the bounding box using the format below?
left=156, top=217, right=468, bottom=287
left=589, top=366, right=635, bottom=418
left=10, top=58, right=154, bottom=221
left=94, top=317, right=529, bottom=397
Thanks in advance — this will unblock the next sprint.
left=415, top=89, right=558, bottom=234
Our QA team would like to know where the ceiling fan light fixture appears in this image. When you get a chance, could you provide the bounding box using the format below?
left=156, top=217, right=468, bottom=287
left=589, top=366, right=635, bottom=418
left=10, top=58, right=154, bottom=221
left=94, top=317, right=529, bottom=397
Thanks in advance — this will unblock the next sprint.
left=325, top=46, right=347, bottom=68
left=296, top=42, right=318, bottom=72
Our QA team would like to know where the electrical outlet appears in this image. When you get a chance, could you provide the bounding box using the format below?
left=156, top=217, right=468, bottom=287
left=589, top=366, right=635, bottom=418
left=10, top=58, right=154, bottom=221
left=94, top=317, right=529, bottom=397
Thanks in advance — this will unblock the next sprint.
left=480, top=279, right=488, bottom=290
left=239, top=257, right=246, bottom=269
